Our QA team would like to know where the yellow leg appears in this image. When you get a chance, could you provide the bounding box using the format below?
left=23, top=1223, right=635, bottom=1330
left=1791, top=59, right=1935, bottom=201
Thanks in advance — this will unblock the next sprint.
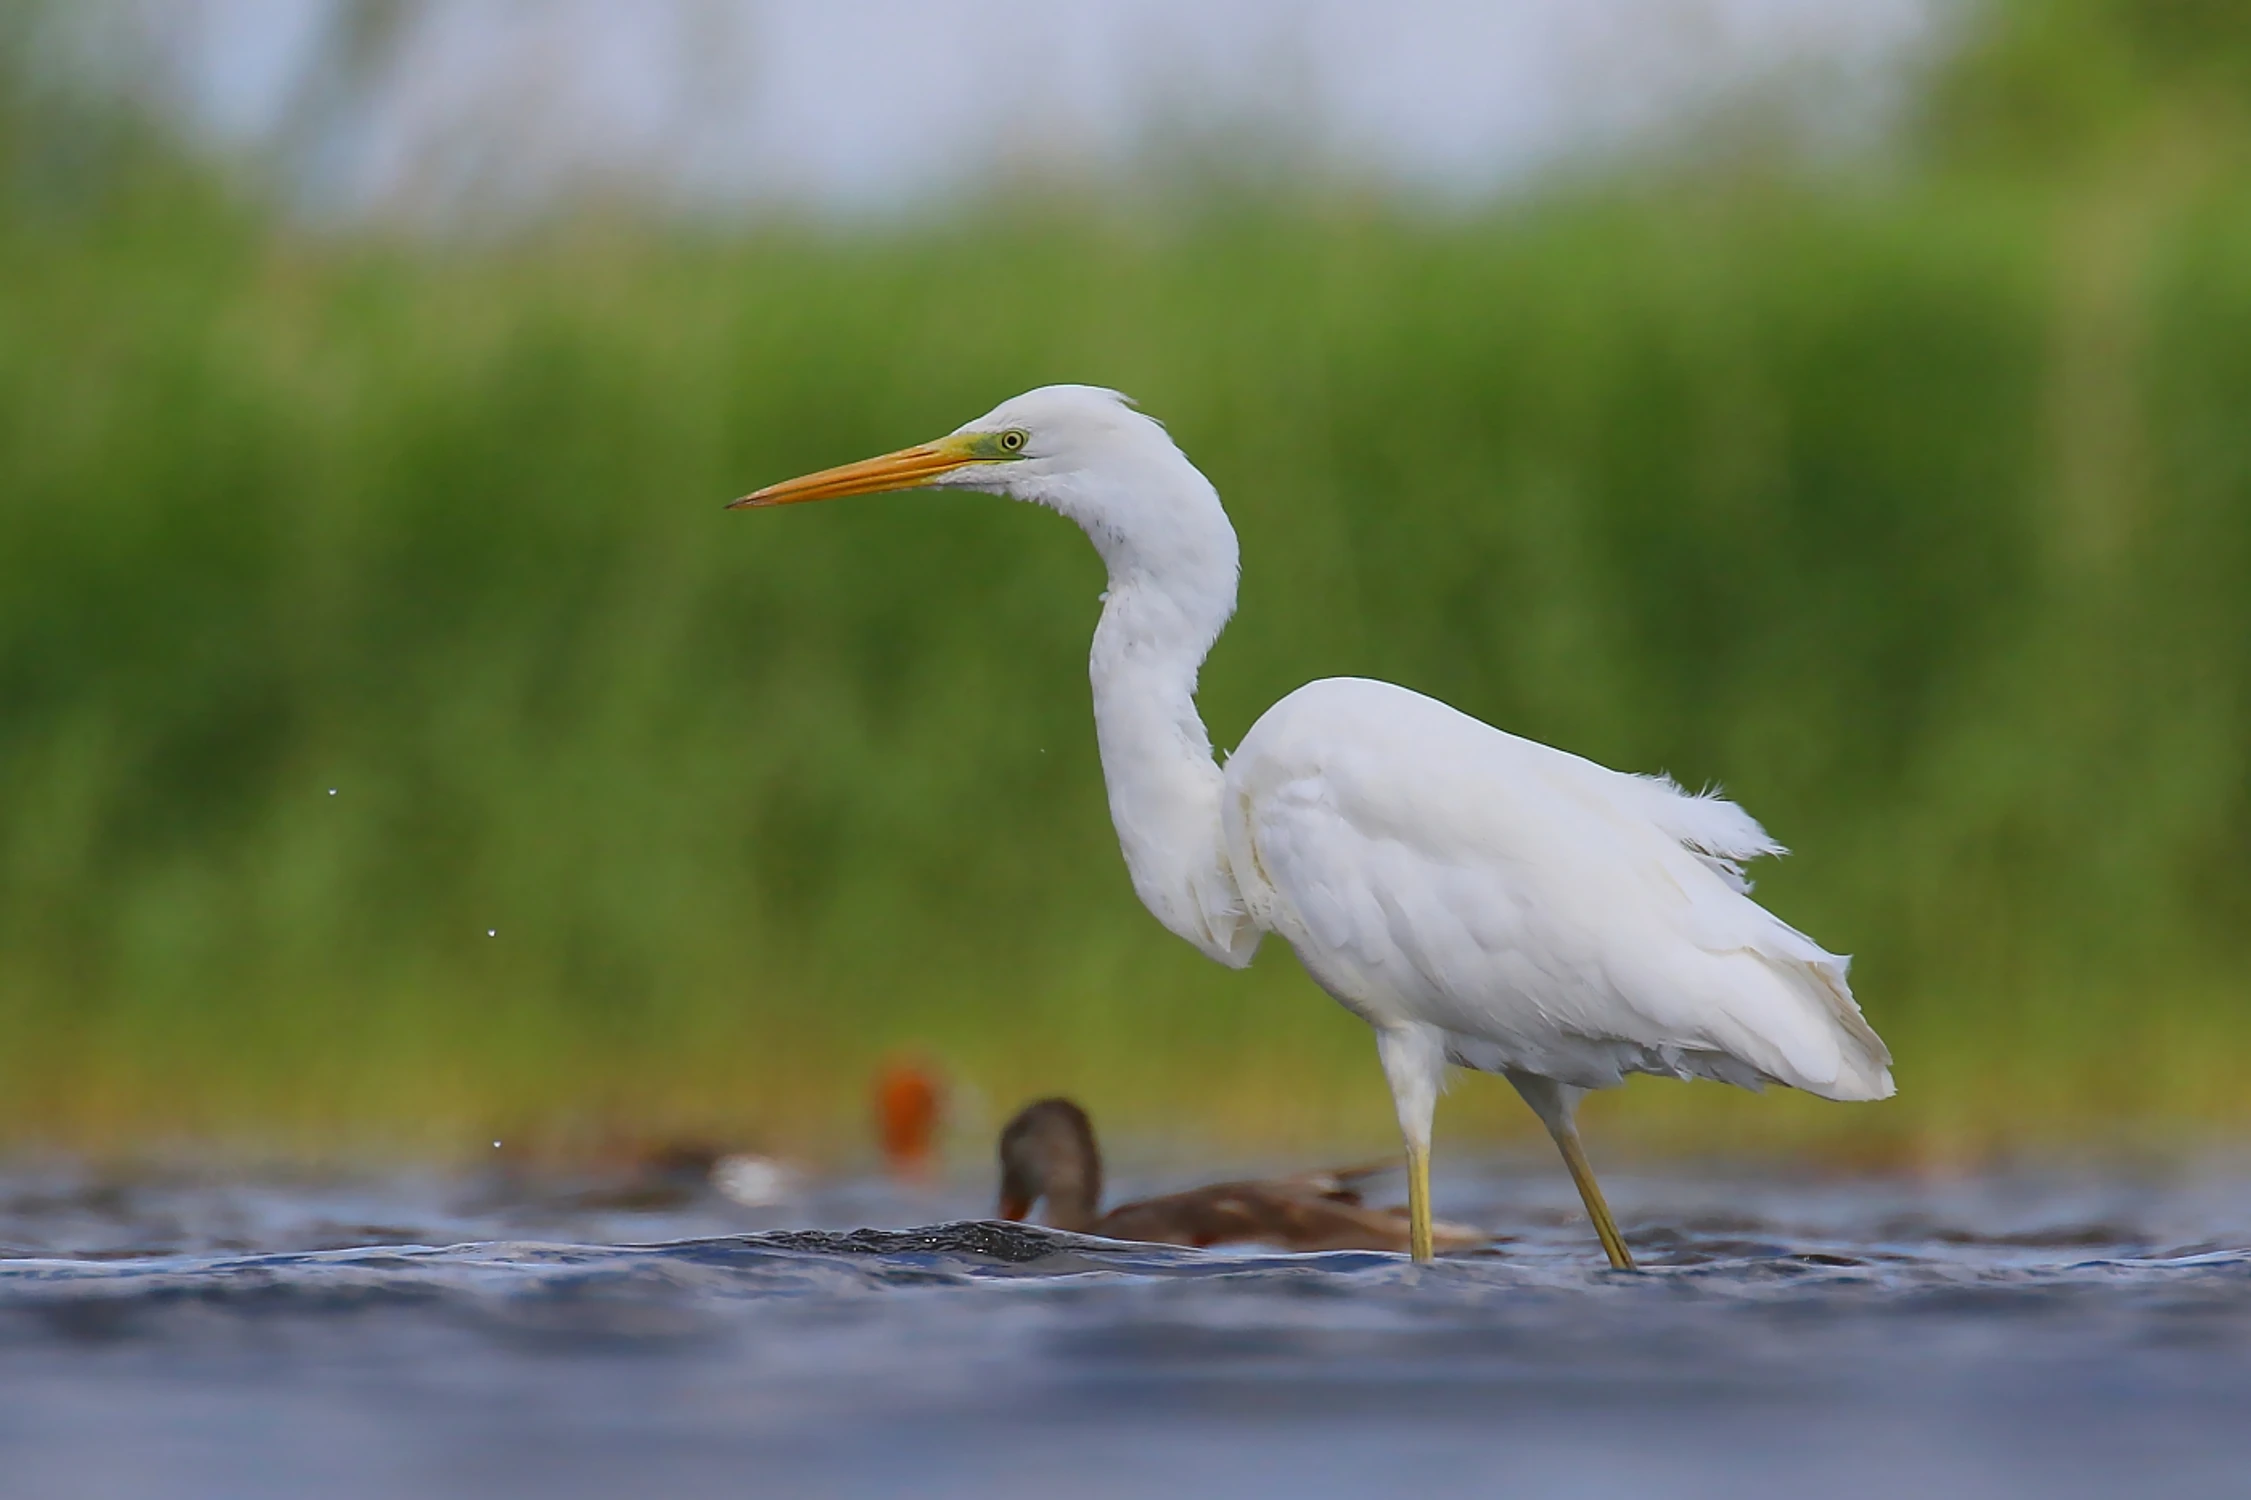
left=1552, top=1126, right=1635, bottom=1270
left=1378, top=1027, right=1446, bottom=1264
left=1405, top=1137, right=1435, bottom=1263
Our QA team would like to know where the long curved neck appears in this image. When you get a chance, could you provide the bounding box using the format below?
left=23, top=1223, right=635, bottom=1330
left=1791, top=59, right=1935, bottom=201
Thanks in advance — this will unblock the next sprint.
left=1082, top=501, right=1256, bottom=968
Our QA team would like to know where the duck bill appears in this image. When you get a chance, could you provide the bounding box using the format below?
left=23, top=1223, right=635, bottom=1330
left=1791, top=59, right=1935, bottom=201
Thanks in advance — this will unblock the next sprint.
left=728, top=437, right=976, bottom=509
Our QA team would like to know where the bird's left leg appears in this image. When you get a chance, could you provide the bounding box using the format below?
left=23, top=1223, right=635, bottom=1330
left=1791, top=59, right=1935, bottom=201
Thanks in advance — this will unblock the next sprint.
left=1506, top=1072, right=1636, bottom=1271
left=1376, top=1026, right=1448, bottom=1262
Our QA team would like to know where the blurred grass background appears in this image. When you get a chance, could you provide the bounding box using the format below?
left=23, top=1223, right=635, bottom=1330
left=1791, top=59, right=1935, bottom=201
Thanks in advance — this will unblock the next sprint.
left=1, top=0, right=2247, bottom=1166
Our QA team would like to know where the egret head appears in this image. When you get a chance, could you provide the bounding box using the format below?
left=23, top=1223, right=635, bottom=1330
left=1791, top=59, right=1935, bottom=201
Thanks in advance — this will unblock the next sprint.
left=731, top=385, right=1209, bottom=533
left=735, top=382, right=1240, bottom=629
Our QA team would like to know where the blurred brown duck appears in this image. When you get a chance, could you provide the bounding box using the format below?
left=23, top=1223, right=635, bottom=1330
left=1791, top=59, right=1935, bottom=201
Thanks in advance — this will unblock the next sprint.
left=996, top=1098, right=1485, bottom=1254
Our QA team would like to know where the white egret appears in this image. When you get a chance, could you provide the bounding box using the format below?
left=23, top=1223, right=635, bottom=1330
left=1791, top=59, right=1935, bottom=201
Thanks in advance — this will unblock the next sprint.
left=733, top=385, right=1893, bottom=1267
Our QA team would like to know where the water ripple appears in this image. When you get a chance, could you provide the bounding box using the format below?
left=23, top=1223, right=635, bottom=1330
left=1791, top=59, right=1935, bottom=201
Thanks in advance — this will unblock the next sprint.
left=4, top=1162, right=2250, bottom=1499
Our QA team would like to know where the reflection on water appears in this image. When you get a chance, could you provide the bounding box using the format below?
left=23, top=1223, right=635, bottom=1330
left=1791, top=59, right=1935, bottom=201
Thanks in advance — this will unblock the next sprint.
left=3, top=1158, right=2248, bottom=1499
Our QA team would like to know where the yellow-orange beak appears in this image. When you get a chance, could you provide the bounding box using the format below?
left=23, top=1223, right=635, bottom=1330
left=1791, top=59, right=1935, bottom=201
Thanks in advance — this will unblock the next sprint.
left=728, top=435, right=979, bottom=509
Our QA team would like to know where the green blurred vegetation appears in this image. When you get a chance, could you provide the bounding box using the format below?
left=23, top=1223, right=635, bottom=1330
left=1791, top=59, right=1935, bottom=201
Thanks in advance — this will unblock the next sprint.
left=1, top=1, right=2247, bottom=1165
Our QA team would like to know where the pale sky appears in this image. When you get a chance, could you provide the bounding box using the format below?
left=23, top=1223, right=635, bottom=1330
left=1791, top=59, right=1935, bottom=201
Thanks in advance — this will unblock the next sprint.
left=75, top=0, right=1948, bottom=218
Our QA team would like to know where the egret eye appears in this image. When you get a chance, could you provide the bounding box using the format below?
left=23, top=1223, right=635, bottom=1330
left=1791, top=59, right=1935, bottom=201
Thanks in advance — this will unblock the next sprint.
left=999, top=429, right=1028, bottom=453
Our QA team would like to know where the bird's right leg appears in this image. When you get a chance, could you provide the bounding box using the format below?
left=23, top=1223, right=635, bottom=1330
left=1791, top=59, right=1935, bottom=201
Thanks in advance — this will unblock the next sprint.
left=1376, top=1026, right=1448, bottom=1262
left=1506, top=1071, right=1636, bottom=1271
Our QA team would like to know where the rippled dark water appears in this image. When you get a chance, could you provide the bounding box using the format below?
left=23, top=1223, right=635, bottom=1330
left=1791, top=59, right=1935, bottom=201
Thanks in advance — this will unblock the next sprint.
left=4, top=1156, right=2249, bottom=1499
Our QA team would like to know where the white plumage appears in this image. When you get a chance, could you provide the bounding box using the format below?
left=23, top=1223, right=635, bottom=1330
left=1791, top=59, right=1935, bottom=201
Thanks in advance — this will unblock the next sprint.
left=1228, top=676, right=1889, bottom=1101
left=736, top=383, right=1894, bottom=1265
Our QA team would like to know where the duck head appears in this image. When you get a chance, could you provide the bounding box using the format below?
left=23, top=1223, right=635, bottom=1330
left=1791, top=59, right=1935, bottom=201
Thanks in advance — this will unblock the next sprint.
left=996, top=1097, right=1104, bottom=1234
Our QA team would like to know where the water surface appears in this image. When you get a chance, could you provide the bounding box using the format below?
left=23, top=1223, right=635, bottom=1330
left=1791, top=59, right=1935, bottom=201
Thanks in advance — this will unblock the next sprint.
left=3, top=1157, right=2246, bottom=1498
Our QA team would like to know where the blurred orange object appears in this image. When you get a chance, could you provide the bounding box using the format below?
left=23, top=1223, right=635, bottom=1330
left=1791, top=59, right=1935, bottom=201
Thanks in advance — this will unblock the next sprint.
left=872, top=1057, right=945, bottom=1180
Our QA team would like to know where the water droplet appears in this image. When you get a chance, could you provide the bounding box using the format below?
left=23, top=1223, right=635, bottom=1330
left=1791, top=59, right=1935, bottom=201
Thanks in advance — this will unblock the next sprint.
left=492, top=1140, right=502, bottom=1149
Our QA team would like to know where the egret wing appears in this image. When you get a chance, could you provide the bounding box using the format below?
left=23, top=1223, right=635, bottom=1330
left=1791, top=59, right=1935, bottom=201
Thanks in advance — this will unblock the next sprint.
left=1224, top=678, right=1891, bottom=1100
